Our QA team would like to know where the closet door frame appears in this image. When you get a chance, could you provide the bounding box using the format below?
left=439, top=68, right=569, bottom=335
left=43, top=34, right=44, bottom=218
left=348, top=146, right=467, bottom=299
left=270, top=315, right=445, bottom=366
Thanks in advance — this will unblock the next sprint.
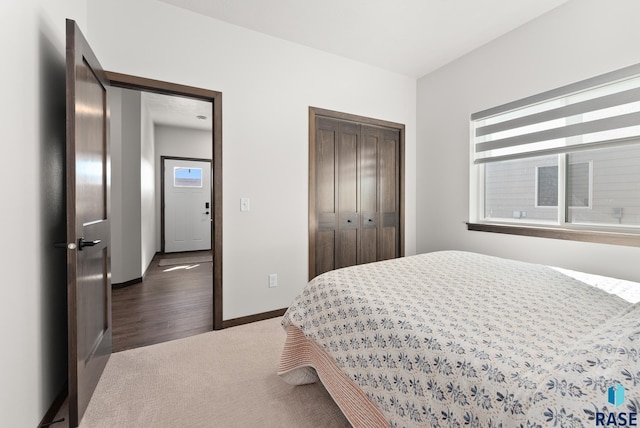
left=308, top=107, right=405, bottom=280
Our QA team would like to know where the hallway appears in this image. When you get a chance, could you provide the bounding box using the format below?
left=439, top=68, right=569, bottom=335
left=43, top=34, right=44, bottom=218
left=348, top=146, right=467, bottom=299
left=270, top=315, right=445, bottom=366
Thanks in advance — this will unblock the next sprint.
left=112, top=251, right=213, bottom=352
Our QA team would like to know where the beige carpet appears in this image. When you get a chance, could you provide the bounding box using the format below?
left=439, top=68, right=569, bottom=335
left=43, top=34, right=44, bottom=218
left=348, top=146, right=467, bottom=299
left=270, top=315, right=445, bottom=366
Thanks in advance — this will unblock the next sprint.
left=71, top=317, right=349, bottom=427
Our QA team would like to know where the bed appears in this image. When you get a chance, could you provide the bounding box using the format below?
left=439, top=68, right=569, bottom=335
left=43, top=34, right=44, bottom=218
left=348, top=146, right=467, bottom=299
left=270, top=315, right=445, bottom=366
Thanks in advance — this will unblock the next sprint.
left=278, top=251, right=640, bottom=427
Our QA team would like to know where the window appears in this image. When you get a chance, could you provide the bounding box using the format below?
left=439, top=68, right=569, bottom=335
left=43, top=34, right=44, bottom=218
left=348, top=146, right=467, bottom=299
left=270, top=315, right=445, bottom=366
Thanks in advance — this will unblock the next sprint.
left=534, top=162, right=591, bottom=208
left=536, top=165, right=559, bottom=208
left=174, top=167, right=203, bottom=188
left=567, top=162, right=591, bottom=208
left=470, top=63, right=640, bottom=241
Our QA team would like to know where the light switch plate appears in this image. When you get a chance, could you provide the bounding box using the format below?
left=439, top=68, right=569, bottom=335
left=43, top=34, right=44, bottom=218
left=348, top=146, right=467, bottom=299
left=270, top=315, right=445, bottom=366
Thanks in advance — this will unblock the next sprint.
left=240, top=197, right=250, bottom=212
left=268, top=274, right=277, bottom=288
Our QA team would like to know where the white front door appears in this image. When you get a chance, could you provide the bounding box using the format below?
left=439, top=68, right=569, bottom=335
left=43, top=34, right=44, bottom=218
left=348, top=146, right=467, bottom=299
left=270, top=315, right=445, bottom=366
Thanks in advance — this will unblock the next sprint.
left=164, top=158, right=212, bottom=252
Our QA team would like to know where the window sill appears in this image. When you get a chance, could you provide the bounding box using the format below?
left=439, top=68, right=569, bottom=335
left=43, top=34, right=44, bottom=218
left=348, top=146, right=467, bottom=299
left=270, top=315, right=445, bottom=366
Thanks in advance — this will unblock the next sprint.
left=466, top=222, right=640, bottom=247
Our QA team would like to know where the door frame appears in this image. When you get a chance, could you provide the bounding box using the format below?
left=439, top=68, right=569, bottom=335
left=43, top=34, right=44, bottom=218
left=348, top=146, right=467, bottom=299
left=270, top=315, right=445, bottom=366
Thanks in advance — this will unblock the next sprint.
left=107, top=71, right=223, bottom=330
left=308, top=106, right=405, bottom=280
left=161, top=156, right=213, bottom=253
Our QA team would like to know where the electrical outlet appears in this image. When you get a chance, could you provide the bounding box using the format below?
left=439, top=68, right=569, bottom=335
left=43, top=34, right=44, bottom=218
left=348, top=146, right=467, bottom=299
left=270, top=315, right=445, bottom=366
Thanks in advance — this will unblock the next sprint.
left=268, top=274, right=277, bottom=288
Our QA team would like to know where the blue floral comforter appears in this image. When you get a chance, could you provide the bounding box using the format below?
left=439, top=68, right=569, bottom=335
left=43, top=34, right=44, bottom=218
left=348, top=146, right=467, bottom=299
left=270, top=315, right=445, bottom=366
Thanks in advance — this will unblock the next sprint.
left=282, top=251, right=640, bottom=427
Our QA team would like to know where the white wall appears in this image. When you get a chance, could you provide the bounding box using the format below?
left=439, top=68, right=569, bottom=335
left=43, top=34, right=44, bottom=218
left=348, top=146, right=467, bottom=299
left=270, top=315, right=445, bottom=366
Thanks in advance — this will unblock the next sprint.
left=417, top=0, right=640, bottom=282
left=110, top=88, right=144, bottom=284
left=154, top=124, right=212, bottom=251
left=86, top=0, right=417, bottom=320
left=0, top=1, right=87, bottom=425
left=110, top=87, right=125, bottom=283
left=140, top=95, right=156, bottom=274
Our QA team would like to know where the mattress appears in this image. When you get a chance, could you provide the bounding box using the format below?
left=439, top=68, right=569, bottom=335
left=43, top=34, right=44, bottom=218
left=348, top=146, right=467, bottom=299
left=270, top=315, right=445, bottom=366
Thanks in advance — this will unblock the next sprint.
left=279, top=251, right=640, bottom=427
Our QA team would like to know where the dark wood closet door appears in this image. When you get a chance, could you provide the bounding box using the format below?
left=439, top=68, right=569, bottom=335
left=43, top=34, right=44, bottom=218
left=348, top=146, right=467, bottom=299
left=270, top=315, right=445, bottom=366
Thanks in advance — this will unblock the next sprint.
left=310, top=109, right=404, bottom=279
left=379, top=127, right=401, bottom=260
left=314, top=117, right=338, bottom=275
left=337, top=121, right=359, bottom=269
left=361, top=125, right=400, bottom=262
left=314, top=117, right=361, bottom=273
left=360, top=126, right=380, bottom=264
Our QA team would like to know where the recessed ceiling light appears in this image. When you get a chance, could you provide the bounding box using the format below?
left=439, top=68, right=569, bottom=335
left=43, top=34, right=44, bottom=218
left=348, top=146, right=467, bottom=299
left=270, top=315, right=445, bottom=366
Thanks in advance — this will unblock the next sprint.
left=196, top=115, right=207, bottom=120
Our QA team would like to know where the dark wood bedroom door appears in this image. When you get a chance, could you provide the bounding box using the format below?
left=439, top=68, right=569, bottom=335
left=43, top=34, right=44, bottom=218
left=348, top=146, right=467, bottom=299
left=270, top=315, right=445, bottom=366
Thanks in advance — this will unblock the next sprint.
left=310, top=108, right=403, bottom=279
left=65, top=19, right=112, bottom=427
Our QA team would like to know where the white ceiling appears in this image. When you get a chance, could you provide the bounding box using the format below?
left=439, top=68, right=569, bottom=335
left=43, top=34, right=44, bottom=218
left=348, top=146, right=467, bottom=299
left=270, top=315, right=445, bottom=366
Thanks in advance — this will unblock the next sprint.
left=142, top=92, right=212, bottom=131
left=145, top=0, right=570, bottom=130
left=157, top=0, right=570, bottom=78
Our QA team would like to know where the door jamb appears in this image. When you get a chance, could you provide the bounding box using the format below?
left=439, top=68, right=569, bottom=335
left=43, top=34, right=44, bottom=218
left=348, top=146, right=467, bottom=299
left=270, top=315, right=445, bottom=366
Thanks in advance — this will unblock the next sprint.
left=161, top=156, right=213, bottom=253
left=106, top=71, right=223, bottom=330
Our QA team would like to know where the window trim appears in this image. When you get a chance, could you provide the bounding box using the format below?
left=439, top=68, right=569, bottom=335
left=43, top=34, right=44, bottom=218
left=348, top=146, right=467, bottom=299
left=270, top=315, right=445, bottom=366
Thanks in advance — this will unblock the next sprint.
left=467, top=222, right=640, bottom=247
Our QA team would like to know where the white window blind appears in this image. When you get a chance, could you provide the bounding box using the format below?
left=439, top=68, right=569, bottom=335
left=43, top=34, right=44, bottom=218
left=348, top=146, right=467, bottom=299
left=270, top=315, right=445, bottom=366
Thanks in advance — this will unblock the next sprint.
left=471, top=63, right=640, bottom=230
left=472, top=64, right=640, bottom=164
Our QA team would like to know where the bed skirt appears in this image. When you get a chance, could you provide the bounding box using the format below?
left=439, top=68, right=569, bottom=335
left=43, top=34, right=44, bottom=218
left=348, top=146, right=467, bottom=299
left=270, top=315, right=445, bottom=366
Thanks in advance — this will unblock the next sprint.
left=278, top=325, right=389, bottom=428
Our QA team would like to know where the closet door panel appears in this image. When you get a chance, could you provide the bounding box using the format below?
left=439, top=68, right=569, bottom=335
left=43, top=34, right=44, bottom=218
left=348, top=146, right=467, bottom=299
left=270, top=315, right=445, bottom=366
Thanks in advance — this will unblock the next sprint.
left=316, top=214, right=336, bottom=275
left=360, top=127, right=379, bottom=264
left=316, top=125, right=336, bottom=215
left=381, top=227, right=397, bottom=260
left=339, top=229, right=358, bottom=268
left=316, top=230, right=335, bottom=274
left=315, top=118, right=338, bottom=276
left=361, top=228, right=377, bottom=263
left=338, top=123, right=358, bottom=212
left=337, top=122, right=359, bottom=268
left=379, top=128, right=400, bottom=260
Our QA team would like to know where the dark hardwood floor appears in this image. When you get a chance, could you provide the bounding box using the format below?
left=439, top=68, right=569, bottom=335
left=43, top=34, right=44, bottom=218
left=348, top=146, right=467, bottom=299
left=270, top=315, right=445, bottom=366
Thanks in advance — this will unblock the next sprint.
left=112, top=251, right=213, bottom=352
